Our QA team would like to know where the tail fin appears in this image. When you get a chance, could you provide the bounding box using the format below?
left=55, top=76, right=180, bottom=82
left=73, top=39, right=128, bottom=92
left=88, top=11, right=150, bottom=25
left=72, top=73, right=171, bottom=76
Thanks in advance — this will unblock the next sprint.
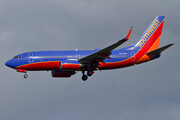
left=134, top=16, right=165, bottom=52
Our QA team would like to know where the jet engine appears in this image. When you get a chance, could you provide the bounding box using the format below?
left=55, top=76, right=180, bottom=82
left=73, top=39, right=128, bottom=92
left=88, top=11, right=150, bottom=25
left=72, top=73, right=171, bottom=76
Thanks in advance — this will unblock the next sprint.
left=51, top=70, right=75, bottom=77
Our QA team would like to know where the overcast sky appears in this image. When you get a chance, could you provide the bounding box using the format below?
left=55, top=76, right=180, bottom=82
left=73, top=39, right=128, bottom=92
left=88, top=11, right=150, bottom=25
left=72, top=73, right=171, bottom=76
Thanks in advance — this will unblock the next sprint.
left=1, top=0, right=180, bottom=120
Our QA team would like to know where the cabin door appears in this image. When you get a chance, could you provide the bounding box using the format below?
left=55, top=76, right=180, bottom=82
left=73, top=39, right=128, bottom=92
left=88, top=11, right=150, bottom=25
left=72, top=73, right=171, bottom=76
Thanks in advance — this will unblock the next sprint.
left=131, top=52, right=135, bottom=62
left=28, top=53, right=34, bottom=62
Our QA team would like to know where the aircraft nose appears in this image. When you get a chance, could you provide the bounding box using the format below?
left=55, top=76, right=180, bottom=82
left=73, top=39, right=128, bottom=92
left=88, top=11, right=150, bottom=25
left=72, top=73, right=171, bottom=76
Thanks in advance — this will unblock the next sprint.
left=5, top=60, right=10, bottom=67
left=5, top=60, right=14, bottom=68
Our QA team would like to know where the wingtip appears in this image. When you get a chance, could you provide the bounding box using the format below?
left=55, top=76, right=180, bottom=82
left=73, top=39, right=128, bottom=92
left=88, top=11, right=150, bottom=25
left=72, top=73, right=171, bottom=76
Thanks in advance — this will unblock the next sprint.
left=123, top=27, right=133, bottom=41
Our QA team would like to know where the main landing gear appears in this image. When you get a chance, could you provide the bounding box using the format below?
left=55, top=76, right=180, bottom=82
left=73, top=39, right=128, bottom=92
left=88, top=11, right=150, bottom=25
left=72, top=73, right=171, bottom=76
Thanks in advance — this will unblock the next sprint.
left=82, top=70, right=94, bottom=81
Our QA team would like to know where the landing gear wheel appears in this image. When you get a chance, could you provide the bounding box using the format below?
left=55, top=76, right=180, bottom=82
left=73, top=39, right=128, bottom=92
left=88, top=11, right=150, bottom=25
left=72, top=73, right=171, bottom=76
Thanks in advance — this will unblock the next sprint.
left=24, top=74, right=28, bottom=78
left=82, top=75, right=88, bottom=81
left=87, top=70, right=93, bottom=76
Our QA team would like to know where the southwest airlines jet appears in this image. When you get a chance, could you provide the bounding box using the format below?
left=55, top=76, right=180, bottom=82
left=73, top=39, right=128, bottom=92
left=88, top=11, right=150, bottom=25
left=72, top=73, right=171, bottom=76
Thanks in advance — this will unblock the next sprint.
left=5, top=16, right=173, bottom=81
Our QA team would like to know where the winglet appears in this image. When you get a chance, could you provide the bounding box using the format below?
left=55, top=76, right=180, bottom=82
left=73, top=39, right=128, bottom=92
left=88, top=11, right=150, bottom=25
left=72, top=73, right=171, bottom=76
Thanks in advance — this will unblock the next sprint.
left=123, top=26, right=133, bottom=41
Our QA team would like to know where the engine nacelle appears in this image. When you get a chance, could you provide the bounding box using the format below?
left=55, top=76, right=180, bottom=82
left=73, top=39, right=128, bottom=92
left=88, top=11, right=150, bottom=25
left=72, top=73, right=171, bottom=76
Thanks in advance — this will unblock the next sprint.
left=51, top=70, right=75, bottom=77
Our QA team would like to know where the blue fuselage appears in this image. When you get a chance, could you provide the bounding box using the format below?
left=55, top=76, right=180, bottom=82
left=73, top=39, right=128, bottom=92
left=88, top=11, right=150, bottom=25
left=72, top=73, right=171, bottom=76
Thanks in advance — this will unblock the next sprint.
left=5, top=46, right=138, bottom=70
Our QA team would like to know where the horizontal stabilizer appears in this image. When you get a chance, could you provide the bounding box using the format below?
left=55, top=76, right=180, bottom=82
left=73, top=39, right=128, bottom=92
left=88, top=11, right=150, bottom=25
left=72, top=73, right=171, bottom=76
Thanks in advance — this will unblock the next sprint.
left=146, top=43, right=174, bottom=55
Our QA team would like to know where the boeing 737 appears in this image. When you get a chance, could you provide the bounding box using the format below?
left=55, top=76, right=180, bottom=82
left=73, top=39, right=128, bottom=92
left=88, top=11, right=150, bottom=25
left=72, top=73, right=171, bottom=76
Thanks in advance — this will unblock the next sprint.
left=5, top=16, right=173, bottom=81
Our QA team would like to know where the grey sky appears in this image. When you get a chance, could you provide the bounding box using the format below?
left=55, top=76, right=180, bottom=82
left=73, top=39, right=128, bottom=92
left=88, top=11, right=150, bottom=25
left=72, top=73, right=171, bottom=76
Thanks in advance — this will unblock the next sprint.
left=1, top=0, right=180, bottom=120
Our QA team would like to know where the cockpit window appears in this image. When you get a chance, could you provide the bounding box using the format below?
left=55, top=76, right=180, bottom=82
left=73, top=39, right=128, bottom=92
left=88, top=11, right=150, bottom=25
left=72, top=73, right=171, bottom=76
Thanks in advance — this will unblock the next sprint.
left=13, top=56, right=21, bottom=59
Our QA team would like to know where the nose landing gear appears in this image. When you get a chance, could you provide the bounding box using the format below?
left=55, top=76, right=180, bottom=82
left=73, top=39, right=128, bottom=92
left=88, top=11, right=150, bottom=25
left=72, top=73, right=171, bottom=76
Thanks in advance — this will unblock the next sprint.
left=17, top=69, right=28, bottom=79
left=24, top=74, right=28, bottom=78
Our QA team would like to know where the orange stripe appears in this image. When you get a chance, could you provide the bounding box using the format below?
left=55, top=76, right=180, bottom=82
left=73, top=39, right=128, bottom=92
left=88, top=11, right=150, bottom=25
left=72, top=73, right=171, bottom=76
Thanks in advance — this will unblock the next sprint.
left=147, top=35, right=161, bottom=52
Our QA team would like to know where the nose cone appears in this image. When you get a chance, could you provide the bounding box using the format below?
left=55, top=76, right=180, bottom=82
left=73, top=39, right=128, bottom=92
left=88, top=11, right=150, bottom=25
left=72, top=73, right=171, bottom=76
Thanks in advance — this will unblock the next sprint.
left=5, top=59, right=15, bottom=68
left=5, top=60, right=11, bottom=67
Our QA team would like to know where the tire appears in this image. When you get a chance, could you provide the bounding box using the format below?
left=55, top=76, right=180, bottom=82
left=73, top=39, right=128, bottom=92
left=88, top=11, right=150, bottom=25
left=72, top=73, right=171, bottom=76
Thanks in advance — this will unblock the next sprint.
left=24, top=74, right=28, bottom=78
left=82, top=75, right=88, bottom=81
left=87, top=70, right=93, bottom=76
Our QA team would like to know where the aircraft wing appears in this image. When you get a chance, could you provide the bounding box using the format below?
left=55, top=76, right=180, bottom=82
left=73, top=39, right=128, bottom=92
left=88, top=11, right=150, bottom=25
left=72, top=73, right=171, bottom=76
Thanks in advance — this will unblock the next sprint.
left=78, top=27, right=133, bottom=64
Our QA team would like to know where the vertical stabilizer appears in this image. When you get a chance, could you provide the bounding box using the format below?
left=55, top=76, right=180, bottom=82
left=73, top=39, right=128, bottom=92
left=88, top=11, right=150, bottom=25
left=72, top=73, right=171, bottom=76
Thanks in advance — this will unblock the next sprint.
left=134, top=16, right=165, bottom=52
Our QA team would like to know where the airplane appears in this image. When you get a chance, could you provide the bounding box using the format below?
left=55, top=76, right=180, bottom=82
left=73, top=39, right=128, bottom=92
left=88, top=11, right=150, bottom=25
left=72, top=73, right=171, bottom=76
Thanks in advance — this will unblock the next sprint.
left=5, top=16, right=173, bottom=81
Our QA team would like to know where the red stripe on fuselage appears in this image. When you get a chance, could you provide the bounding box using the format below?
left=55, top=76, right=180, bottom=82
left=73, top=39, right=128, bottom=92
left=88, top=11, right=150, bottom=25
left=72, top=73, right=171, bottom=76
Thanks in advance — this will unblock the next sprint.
left=16, top=61, right=60, bottom=70
left=99, top=59, right=133, bottom=69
